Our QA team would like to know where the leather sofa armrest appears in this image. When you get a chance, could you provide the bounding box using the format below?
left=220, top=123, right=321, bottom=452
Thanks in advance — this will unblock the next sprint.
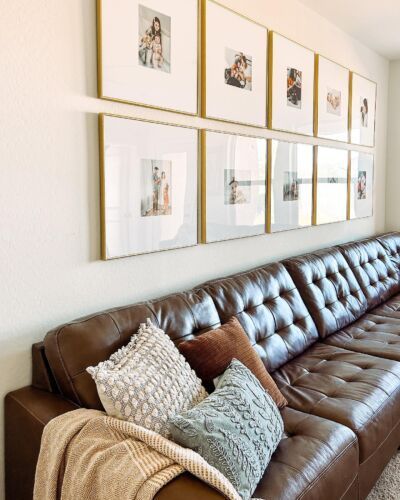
left=4, top=386, right=79, bottom=500
left=5, top=387, right=224, bottom=500
left=155, top=473, right=226, bottom=499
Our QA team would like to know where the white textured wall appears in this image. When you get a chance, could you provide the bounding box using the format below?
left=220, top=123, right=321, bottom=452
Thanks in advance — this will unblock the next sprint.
left=386, top=60, right=400, bottom=231
left=0, top=0, right=389, bottom=496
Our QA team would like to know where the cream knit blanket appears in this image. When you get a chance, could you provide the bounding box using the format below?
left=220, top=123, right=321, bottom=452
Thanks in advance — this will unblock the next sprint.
left=34, top=409, right=243, bottom=500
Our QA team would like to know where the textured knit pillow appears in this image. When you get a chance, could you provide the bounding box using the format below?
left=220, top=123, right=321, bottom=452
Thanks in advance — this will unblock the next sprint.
left=87, top=319, right=207, bottom=437
left=169, top=359, right=284, bottom=500
left=178, top=316, right=287, bottom=408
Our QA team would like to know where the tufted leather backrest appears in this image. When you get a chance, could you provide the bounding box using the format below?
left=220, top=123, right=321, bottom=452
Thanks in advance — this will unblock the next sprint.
left=44, top=290, right=221, bottom=409
left=376, top=232, right=400, bottom=270
left=283, top=248, right=368, bottom=339
left=198, top=262, right=319, bottom=372
left=339, top=238, right=400, bottom=310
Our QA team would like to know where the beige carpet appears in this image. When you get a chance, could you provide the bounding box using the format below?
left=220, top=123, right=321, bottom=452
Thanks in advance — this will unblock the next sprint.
left=367, top=452, right=400, bottom=500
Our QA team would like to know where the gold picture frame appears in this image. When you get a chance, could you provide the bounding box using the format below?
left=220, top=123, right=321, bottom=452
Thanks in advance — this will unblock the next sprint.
left=97, top=0, right=201, bottom=116
left=349, top=71, right=377, bottom=148
left=99, top=113, right=200, bottom=260
left=268, top=31, right=315, bottom=138
left=201, top=128, right=268, bottom=244
left=201, top=0, right=269, bottom=128
left=267, top=139, right=314, bottom=234
left=314, top=54, right=351, bottom=144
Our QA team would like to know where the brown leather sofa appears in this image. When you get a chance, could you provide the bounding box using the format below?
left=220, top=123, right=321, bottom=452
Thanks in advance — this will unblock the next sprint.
left=5, top=232, right=400, bottom=500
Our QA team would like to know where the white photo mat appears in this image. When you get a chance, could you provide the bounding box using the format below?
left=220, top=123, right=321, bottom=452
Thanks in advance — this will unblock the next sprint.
left=350, top=73, right=377, bottom=147
left=204, top=0, right=268, bottom=127
left=98, top=0, right=198, bottom=114
left=270, top=32, right=315, bottom=136
left=349, top=152, right=374, bottom=220
left=317, top=56, right=350, bottom=142
left=316, top=146, right=348, bottom=225
left=204, top=131, right=267, bottom=243
left=101, top=115, right=198, bottom=259
left=270, top=140, right=314, bottom=233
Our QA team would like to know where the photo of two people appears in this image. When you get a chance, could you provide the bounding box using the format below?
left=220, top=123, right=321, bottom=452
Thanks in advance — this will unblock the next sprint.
left=287, top=67, right=302, bottom=109
left=283, top=171, right=299, bottom=202
left=327, top=88, right=342, bottom=116
left=141, top=160, right=172, bottom=217
left=224, top=49, right=253, bottom=91
left=357, top=170, right=367, bottom=200
left=138, top=5, right=171, bottom=73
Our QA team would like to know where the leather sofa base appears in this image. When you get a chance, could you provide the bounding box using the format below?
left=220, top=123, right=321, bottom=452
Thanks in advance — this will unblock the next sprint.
left=358, top=415, right=400, bottom=499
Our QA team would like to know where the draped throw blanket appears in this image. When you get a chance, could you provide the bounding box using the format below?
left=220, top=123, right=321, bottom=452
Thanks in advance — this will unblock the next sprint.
left=34, top=409, right=245, bottom=500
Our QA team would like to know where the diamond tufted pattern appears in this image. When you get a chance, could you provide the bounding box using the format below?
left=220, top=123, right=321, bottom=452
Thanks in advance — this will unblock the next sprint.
left=44, top=289, right=221, bottom=408
left=377, top=232, right=400, bottom=270
left=198, top=262, right=319, bottom=372
left=324, top=312, right=400, bottom=361
left=283, top=248, right=368, bottom=338
left=272, top=343, right=400, bottom=463
left=339, top=238, right=400, bottom=310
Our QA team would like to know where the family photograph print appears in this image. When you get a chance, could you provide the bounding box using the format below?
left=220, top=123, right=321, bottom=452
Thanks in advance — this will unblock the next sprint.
left=138, top=4, right=171, bottom=73
left=224, top=49, right=253, bottom=91
left=327, top=88, right=341, bottom=116
left=224, top=169, right=251, bottom=205
left=360, top=98, right=369, bottom=127
left=141, top=160, right=172, bottom=217
left=287, top=67, right=302, bottom=109
left=357, top=170, right=367, bottom=200
left=283, top=171, right=299, bottom=201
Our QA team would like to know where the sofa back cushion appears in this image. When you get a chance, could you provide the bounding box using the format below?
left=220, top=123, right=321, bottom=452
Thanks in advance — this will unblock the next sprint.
left=377, top=232, right=400, bottom=271
left=44, top=290, right=221, bottom=409
left=198, top=263, right=319, bottom=372
left=283, top=248, right=367, bottom=338
left=339, top=237, right=400, bottom=309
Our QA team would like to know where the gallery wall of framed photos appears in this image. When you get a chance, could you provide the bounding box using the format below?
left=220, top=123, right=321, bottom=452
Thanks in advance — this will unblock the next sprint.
left=97, top=0, right=377, bottom=259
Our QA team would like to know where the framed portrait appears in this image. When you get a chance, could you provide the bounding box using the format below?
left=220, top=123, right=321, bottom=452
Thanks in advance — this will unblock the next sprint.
left=100, top=114, right=198, bottom=259
left=269, top=32, right=315, bottom=136
left=202, top=130, right=267, bottom=243
left=315, top=146, right=349, bottom=225
left=269, top=140, right=314, bottom=233
left=350, top=73, right=377, bottom=147
left=316, top=56, right=350, bottom=142
left=202, top=0, right=268, bottom=127
left=97, top=0, right=199, bottom=115
left=349, top=151, right=374, bottom=220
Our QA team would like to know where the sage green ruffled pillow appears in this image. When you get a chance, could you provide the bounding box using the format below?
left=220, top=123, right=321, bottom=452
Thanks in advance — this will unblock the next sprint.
left=169, top=359, right=284, bottom=500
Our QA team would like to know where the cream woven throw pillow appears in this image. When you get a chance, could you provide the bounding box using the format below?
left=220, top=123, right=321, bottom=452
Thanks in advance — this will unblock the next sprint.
left=87, top=319, right=208, bottom=437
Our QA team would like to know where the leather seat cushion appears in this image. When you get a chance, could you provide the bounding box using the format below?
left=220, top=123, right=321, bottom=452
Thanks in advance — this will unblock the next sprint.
left=339, top=238, right=400, bottom=310
left=283, top=247, right=368, bottom=338
left=253, top=407, right=358, bottom=500
left=156, top=407, right=359, bottom=500
left=198, top=262, right=319, bottom=373
left=324, top=310, right=400, bottom=361
left=272, top=343, right=400, bottom=463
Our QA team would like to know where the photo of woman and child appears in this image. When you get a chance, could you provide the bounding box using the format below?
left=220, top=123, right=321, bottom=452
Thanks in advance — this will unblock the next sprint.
left=224, top=49, right=253, bottom=91
left=138, top=5, right=171, bottom=73
left=326, top=88, right=342, bottom=116
left=287, top=67, right=302, bottom=109
left=357, top=170, right=367, bottom=200
left=360, top=98, right=369, bottom=128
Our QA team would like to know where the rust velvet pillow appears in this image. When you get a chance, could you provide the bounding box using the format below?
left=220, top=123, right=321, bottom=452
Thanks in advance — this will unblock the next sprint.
left=178, top=316, right=287, bottom=408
